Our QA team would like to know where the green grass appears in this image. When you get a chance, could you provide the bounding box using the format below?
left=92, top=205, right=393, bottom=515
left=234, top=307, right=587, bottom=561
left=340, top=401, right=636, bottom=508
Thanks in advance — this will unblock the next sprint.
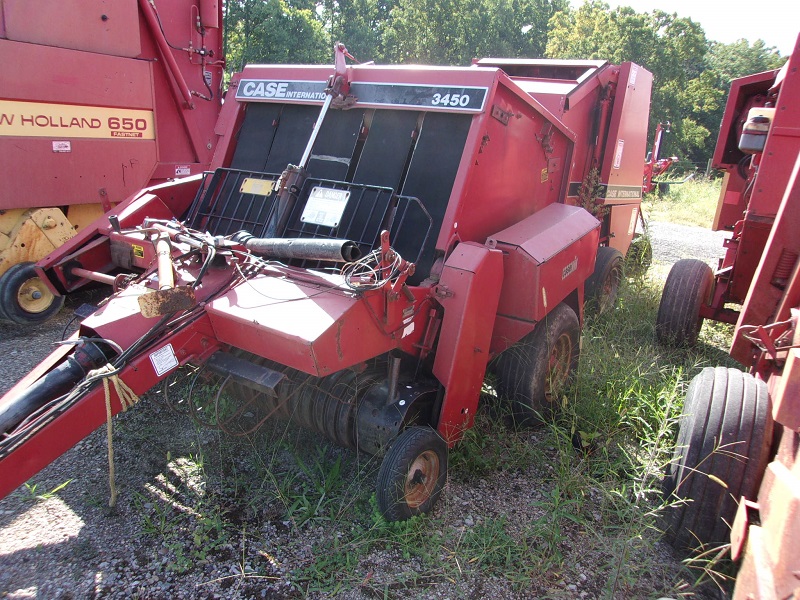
left=642, top=177, right=721, bottom=228
left=120, top=274, right=737, bottom=598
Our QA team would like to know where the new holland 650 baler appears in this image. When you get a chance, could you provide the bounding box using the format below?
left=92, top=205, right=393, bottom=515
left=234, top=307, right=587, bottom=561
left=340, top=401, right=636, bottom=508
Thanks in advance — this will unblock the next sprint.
left=0, top=0, right=223, bottom=324
left=0, top=47, right=651, bottom=518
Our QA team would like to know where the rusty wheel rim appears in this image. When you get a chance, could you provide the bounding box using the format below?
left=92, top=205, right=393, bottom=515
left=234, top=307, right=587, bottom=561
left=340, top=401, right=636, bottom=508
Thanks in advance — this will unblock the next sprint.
left=16, top=276, right=55, bottom=314
left=404, top=450, right=440, bottom=509
left=599, top=265, right=622, bottom=313
left=544, top=333, right=573, bottom=401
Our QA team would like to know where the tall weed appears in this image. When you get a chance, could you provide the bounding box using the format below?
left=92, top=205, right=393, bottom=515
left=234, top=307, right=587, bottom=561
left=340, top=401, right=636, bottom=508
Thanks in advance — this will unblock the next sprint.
left=642, top=178, right=721, bottom=228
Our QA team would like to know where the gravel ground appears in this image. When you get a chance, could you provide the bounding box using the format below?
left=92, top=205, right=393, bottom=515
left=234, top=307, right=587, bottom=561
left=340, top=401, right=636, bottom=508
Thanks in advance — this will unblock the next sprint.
left=647, top=221, right=728, bottom=268
left=0, top=223, right=730, bottom=600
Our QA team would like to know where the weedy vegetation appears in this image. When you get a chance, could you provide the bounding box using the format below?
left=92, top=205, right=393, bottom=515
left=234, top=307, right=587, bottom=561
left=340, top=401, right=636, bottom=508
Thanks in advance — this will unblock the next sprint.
left=642, top=177, right=722, bottom=229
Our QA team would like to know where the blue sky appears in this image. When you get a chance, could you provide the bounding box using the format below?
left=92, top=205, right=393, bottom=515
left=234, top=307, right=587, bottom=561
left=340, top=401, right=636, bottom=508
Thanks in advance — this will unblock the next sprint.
left=569, top=0, right=798, bottom=56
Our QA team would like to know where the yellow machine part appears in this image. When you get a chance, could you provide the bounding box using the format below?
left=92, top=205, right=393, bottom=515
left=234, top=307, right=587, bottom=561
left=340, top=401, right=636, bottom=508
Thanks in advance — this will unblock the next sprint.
left=0, top=208, right=77, bottom=277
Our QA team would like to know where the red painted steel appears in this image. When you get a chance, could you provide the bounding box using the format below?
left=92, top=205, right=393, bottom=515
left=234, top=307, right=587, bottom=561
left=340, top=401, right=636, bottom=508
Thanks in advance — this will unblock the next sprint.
left=0, top=0, right=223, bottom=211
left=700, top=34, right=800, bottom=333
left=643, top=122, right=677, bottom=194
left=432, top=243, right=504, bottom=443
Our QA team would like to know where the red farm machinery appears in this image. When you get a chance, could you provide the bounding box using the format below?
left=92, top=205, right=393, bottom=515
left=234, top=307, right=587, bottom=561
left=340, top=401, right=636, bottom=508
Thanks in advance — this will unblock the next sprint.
left=0, top=0, right=223, bottom=324
left=0, top=46, right=652, bottom=520
left=642, top=121, right=678, bottom=195
left=660, top=33, right=800, bottom=599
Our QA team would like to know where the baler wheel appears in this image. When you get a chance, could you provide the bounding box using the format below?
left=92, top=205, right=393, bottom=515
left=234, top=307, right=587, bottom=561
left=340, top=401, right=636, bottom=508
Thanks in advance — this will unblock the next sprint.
left=376, top=426, right=448, bottom=521
left=663, top=367, right=772, bottom=552
left=496, top=302, right=580, bottom=424
left=0, top=262, right=64, bottom=325
left=585, top=246, right=623, bottom=314
left=656, top=259, right=713, bottom=348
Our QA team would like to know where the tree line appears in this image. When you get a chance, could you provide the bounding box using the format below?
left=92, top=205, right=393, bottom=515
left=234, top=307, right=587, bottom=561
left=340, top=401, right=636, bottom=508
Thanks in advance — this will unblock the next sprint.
left=223, top=0, right=787, bottom=163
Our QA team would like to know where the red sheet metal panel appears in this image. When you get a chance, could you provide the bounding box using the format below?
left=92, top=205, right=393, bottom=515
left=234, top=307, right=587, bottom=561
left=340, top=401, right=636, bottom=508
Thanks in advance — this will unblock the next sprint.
left=0, top=39, right=158, bottom=209
left=598, top=63, right=652, bottom=208
left=442, top=77, right=575, bottom=247
left=731, top=152, right=800, bottom=364
left=205, top=276, right=402, bottom=377
left=487, top=203, right=599, bottom=341
left=2, top=0, right=142, bottom=57
left=432, top=243, right=503, bottom=444
left=711, top=71, right=777, bottom=232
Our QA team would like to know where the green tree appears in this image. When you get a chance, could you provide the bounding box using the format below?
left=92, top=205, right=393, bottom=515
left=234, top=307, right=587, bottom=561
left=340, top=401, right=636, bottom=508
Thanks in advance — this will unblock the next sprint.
left=707, top=39, right=786, bottom=86
left=383, top=0, right=566, bottom=64
left=321, top=0, right=395, bottom=62
left=224, top=0, right=330, bottom=74
left=546, top=2, right=714, bottom=163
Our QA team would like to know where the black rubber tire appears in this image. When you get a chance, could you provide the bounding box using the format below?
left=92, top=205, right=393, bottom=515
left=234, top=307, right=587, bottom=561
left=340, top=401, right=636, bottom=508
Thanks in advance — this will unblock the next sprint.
left=0, top=262, right=65, bottom=324
left=585, top=246, right=624, bottom=315
left=658, top=182, right=670, bottom=195
left=496, top=303, right=580, bottom=424
left=376, top=426, right=448, bottom=521
left=663, top=367, right=772, bottom=552
left=0, top=285, right=8, bottom=320
left=625, top=235, right=652, bottom=278
left=656, top=259, right=714, bottom=348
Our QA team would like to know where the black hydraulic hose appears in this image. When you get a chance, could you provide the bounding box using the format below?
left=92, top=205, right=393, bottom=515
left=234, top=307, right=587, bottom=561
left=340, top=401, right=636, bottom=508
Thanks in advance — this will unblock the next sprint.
left=0, top=342, right=107, bottom=434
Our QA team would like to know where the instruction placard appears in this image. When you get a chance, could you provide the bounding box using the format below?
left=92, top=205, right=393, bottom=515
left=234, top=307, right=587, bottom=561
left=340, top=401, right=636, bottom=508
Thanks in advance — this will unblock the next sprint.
left=150, top=344, right=179, bottom=377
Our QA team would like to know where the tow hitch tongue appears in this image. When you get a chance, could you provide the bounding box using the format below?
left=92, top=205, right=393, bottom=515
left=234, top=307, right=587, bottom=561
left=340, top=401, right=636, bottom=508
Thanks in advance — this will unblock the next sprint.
left=0, top=340, right=109, bottom=434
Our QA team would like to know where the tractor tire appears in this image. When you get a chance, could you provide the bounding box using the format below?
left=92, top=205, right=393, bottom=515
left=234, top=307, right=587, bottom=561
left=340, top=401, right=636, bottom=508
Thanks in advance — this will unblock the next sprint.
left=625, top=235, right=653, bottom=278
left=658, top=182, right=670, bottom=195
left=585, top=246, right=623, bottom=315
left=0, top=288, right=8, bottom=321
left=0, top=262, right=64, bottom=325
left=656, top=259, right=713, bottom=348
left=376, top=426, right=448, bottom=521
left=496, top=302, right=580, bottom=424
left=663, top=367, right=772, bottom=552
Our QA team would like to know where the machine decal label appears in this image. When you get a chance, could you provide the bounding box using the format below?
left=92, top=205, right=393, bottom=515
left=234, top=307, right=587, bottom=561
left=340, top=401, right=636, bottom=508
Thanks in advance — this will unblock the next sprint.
left=150, top=343, right=179, bottom=377
left=175, top=165, right=191, bottom=177
left=0, top=100, right=155, bottom=140
left=350, top=82, right=488, bottom=112
left=301, top=187, right=350, bottom=228
left=237, top=80, right=488, bottom=112
left=562, top=257, right=578, bottom=280
left=628, top=209, right=638, bottom=236
left=52, top=141, right=71, bottom=153
left=236, top=80, right=327, bottom=101
left=132, top=245, right=145, bottom=259
left=566, top=182, right=642, bottom=201
left=240, top=178, right=275, bottom=196
left=613, top=139, right=624, bottom=169
left=628, top=65, right=639, bottom=87
left=604, top=185, right=642, bottom=200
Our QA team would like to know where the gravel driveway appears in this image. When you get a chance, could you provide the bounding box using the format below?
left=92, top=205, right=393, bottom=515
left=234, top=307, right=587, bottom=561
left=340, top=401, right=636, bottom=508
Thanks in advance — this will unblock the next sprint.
left=0, top=223, right=730, bottom=600
left=648, top=221, right=728, bottom=268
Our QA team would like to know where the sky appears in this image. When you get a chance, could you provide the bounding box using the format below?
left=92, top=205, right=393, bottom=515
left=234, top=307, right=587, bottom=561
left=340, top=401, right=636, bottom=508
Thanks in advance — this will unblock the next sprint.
left=569, top=0, right=799, bottom=56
